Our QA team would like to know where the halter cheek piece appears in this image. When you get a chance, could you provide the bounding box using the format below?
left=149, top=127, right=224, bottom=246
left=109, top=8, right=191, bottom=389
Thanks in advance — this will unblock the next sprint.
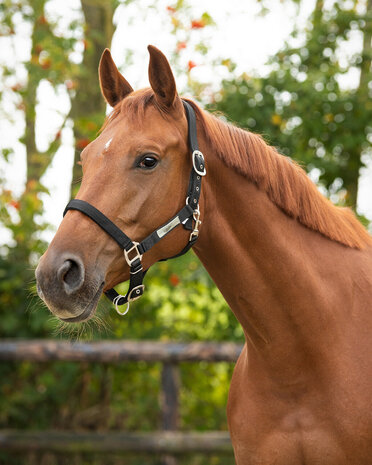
left=63, top=100, right=206, bottom=315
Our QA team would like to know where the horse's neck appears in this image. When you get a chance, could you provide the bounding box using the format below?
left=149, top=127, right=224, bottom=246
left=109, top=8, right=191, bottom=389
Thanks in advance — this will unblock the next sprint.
left=194, top=152, right=355, bottom=381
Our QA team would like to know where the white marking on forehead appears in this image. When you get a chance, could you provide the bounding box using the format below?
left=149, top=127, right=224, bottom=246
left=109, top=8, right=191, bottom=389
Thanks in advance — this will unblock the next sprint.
left=104, top=137, right=113, bottom=151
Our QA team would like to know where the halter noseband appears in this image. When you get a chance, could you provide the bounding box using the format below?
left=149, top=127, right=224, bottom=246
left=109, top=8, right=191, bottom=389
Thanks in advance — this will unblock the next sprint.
left=63, top=100, right=206, bottom=315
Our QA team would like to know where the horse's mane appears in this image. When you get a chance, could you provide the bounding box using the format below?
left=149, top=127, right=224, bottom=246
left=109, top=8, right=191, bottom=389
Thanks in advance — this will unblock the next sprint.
left=103, top=89, right=372, bottom=249
left=184, top=99, right=371, bottom=249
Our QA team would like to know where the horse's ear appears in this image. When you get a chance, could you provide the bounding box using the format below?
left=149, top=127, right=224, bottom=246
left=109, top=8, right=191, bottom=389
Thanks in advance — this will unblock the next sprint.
left=99, top=49, right=133, bottom=107
left=148, top=45, right=178, bottom=109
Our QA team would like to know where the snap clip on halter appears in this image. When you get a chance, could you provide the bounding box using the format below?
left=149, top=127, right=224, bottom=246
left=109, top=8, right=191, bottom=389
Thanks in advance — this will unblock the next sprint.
left=190, top=204, right=202, bottom=241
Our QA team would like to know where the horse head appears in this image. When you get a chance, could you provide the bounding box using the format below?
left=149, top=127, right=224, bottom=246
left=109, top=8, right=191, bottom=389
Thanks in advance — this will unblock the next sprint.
left=36, top=46, right=202, bottom=322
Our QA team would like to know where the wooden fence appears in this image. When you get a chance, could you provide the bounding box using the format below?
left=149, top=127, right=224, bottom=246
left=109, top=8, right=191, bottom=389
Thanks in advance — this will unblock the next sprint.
left=0, top=340, right=243, bottom=459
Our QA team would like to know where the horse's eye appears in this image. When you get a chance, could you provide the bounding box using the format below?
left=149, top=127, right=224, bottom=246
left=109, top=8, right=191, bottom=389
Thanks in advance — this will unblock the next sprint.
left=139, top=155, right=158, bottom=170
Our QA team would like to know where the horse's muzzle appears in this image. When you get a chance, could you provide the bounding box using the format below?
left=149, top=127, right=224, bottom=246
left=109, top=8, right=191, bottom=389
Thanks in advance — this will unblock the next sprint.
left=35, top=249, right=103, bottom=321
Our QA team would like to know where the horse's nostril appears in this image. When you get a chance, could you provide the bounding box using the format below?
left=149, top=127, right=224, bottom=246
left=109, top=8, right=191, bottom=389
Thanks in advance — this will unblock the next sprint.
left=58, top=259, right=85, bottom=294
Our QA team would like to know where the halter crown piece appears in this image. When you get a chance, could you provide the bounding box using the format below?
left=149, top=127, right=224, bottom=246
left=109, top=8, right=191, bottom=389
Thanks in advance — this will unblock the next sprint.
left=63, top=100, right=206, bottom=315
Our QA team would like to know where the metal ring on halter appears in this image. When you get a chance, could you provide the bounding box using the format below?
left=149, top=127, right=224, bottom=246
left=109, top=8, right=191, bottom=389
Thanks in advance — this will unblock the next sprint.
left=113, top=294, right=130, bottom=316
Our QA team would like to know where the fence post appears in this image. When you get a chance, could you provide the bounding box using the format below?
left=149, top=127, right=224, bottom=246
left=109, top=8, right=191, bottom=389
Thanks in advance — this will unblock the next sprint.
left=161, top=363, right=180, bottom=465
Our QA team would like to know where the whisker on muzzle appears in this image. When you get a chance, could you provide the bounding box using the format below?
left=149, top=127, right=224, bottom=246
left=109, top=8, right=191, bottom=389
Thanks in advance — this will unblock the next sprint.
left=50, top=301, right=111, bottom=341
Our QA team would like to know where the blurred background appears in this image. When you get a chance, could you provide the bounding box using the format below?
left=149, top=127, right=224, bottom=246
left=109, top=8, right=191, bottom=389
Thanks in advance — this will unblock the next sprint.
left=0, top=0, right=371, bottom=464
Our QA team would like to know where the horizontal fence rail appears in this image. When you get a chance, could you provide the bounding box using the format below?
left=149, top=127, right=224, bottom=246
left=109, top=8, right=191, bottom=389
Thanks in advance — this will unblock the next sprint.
left=0, top=340, right=243, bottom=363
left=0, top=340, right=243, bottom=459
left=0, top=431, right=233, bottom=454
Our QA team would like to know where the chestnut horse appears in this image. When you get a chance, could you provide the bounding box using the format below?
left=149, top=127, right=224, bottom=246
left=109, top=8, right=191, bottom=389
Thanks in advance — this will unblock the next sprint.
left=36, top=46, right=372, bottom=464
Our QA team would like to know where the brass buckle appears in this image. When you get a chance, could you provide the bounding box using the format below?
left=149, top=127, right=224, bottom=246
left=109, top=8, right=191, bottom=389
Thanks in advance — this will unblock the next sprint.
left=192, top=150, right=206, bottom=176
left=124, top=242, right=142, bottom=267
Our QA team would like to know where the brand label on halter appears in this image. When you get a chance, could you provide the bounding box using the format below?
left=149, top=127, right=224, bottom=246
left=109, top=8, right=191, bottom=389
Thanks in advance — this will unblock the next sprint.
left=157, top=217, right=180, bottom=238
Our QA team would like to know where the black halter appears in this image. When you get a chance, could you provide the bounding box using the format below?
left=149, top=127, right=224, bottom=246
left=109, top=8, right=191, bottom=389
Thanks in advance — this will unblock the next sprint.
left=63, top=100, right=206, bottom=315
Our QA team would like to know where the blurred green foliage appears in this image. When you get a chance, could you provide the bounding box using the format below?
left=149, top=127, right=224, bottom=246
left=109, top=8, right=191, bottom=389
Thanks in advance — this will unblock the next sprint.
left=209, top=0, right=372, bottom=209
left=0, top=253, right=239, bottom=465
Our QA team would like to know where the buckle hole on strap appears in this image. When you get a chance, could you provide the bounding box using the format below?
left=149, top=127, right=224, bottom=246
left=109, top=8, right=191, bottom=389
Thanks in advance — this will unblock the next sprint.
left=128, top=285, right=145, bottom=301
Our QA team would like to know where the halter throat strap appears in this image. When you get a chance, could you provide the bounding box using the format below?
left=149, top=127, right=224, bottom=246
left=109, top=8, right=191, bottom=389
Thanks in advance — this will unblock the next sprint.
left=63, top=100, right=205, bottom=314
